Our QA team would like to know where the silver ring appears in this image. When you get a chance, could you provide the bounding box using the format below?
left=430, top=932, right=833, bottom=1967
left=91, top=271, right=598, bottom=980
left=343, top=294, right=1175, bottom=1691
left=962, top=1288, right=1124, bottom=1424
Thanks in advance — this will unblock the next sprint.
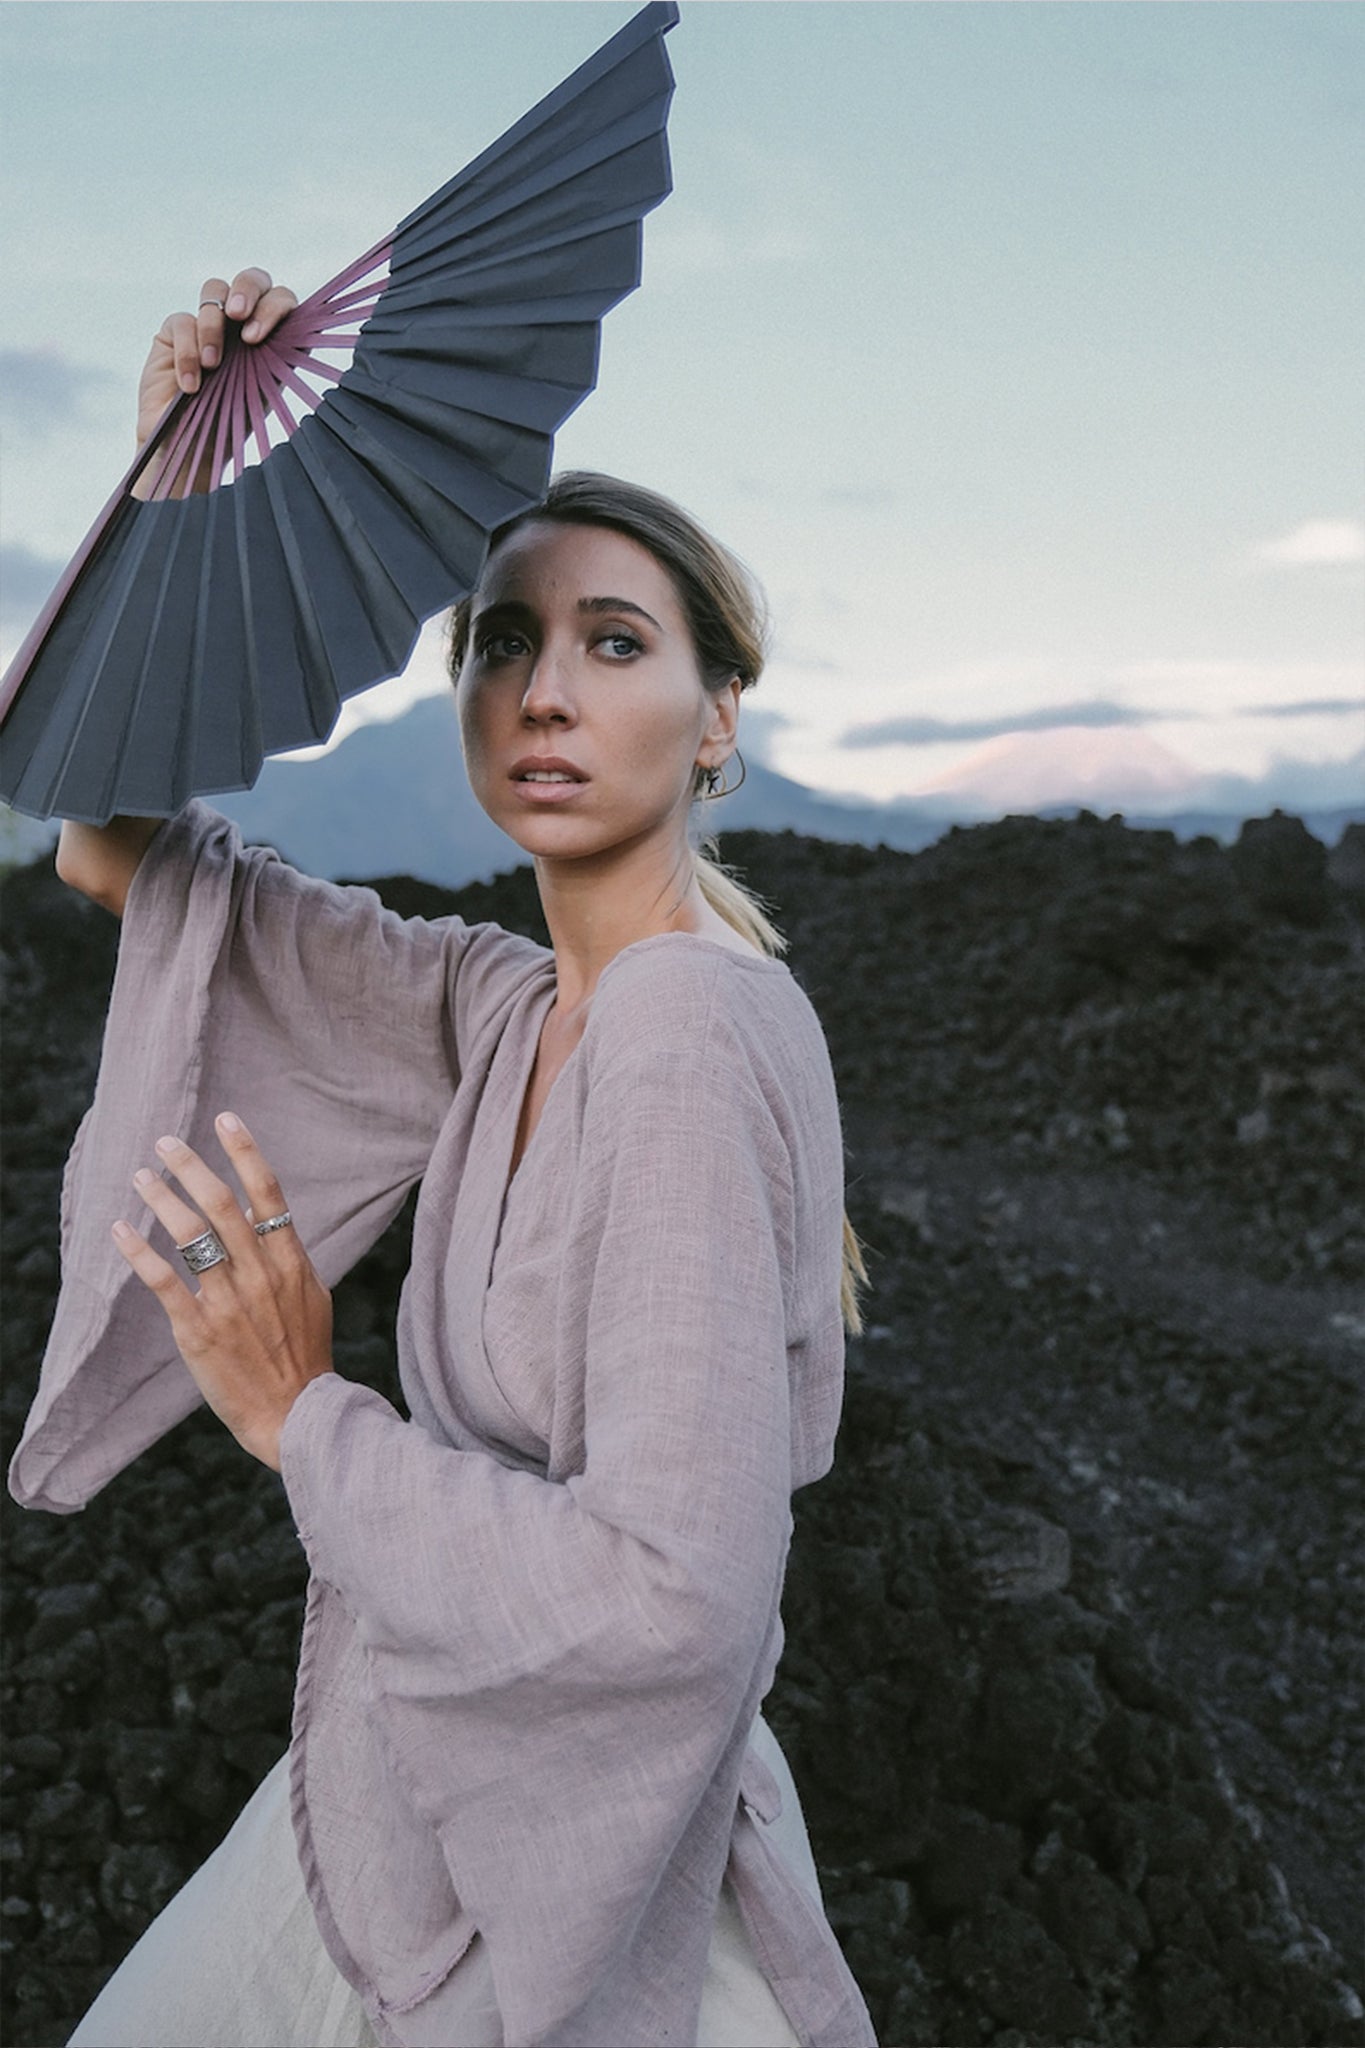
left=199, top=297, right=226, bottom=312
left=178, top=1228, right=229, bottom=1274
left=253, top=1211, right=293, bottom=1237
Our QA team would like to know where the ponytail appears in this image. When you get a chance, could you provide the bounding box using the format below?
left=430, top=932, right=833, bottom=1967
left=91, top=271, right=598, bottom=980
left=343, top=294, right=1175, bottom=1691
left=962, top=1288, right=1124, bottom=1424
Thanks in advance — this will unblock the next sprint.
left=692, top=838, right=869, bottom=1336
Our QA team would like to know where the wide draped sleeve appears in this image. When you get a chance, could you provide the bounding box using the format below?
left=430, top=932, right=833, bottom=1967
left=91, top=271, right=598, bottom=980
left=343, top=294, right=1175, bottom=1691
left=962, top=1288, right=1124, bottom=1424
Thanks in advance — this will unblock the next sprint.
left=277, top=946, right=850, bottom=2045
left=8, top=802, right=545, bottom=1515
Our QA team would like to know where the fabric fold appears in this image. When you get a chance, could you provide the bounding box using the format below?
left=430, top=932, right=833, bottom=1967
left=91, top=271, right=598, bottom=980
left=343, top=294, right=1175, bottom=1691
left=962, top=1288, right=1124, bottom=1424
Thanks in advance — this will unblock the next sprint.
left=8, top=802, right=535, bottom=1511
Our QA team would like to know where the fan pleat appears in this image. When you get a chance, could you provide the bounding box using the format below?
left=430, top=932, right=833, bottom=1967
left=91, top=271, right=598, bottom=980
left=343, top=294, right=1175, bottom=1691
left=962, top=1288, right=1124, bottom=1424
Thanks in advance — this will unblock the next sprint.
left=300, top=404, right=500, bottom=626
left=0, top=505, right=135, bottom=815
left=359, top=323, right=601, bottom=395
left=369, top=227, right=641, bottom=320
left=274, top=425, right=439, bottom=687
left=396, top=97, right=670, bottom=268
left=210, top=467, right=337, bottom=761
left=394, top=145, right=668, bottom=286
left=398, top=5, right=676, bottom=239
left=18, top=507, right=197, bottom=820
left=317, top=383, right=539, bottom=534
left=368, top=288, right=631, bottom=333
left=335, top=383, right=556, bottom=503
left=168, top=492, right=263, bottom=799
left=250, top=458, right=376, bottom=735
left=362, top=357, right=595, bottom=436
left=92, top=502, right=218, bottom=816
left=0, top=0, right=677, bottom=821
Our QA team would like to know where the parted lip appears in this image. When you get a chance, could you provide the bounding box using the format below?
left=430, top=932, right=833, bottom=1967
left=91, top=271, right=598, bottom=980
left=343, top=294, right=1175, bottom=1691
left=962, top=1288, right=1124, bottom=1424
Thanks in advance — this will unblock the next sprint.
left=509, top=754, right=588, bottom=781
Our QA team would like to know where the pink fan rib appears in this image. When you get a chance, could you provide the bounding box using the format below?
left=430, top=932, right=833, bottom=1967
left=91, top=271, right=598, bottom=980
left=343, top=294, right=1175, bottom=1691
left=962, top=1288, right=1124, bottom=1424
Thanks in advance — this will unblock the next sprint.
left=150, top=393, right=210, bottom=501
left=243, top=350, right=274, bottom=472
left=138, top=237, right=395, bottom=498
left=210, top=374, right=236, bottom=491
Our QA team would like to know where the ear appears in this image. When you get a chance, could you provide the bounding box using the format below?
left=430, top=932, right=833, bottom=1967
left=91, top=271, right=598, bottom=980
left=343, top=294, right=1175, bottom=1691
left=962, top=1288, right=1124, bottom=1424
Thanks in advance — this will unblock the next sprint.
left=696, top=677, right=741, bottom=771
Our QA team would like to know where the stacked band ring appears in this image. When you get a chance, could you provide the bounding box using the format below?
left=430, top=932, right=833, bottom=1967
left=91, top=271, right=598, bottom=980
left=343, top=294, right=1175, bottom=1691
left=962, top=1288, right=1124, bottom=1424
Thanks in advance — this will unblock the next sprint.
left=178, top=1228, right=229, bottom=1274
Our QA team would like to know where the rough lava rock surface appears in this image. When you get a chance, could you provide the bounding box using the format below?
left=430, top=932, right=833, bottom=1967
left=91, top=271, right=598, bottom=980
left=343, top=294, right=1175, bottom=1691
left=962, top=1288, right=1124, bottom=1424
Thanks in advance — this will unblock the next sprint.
left=2, top=809, right=1362, bottom=2047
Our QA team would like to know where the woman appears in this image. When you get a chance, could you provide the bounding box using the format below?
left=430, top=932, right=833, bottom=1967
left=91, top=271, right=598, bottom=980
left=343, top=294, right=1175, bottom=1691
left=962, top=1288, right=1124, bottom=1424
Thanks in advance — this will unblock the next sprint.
left=11, top=271, right=876, bottom=2048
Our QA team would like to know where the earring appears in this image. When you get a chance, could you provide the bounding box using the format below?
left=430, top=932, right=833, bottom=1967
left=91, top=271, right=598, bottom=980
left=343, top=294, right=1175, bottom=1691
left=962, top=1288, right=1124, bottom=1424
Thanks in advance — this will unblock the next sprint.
left=701, top=751, right=746, bottom=800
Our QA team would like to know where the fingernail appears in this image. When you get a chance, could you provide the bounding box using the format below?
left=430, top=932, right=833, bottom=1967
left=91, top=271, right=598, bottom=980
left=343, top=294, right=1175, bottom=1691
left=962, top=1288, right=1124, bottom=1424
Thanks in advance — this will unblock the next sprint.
left=202, top=345, right=219, bottom=369
left=242, top=321, right=260, bottom=342
left=227, top=293, right=247, bottom=316
left=181, top=372, right=200, bottom=394
left=133, top=1167, right=156, bottom=1189
left=155, top=1136, right=181, bottom=1156
left=112, top=1220, right=135, bottom=1244
left=217, top=1113, right=241, bottom=1134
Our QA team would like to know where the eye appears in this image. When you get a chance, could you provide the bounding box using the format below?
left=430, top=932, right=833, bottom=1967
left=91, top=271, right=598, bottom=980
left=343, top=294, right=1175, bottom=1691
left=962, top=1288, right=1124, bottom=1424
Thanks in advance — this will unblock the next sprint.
left=475, top=629, right=532, bottom=664
left=597, top=629, right=644, bottom=661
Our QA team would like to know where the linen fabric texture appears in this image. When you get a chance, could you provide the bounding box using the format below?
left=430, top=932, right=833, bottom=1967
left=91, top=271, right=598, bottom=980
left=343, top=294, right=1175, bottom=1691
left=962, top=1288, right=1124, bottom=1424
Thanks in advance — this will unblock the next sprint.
left=10, top=804, right=876, bottom=2048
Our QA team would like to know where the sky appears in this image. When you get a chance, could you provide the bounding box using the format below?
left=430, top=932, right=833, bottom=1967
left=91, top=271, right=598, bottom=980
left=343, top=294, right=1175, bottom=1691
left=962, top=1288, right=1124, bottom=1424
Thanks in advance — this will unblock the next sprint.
left=1, top=0, right=1362, bottom=814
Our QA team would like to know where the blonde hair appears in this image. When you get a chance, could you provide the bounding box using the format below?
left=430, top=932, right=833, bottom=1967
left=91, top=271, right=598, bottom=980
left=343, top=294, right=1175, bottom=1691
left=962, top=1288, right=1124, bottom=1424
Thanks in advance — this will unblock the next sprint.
left=448, top=473, right=868, bottom=1334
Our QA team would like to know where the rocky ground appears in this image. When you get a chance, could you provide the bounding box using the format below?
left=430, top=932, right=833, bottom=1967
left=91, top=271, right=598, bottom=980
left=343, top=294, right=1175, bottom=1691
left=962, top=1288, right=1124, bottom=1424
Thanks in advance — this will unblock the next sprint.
left=2, top=808, right=1362, bottom=2047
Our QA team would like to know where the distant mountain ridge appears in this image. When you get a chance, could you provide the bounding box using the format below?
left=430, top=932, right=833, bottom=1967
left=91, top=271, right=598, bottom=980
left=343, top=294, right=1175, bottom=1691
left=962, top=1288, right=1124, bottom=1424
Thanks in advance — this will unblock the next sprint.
left=2, top=693, right=1358, bottom=884
left=213, top=695, right=1363, bottom=885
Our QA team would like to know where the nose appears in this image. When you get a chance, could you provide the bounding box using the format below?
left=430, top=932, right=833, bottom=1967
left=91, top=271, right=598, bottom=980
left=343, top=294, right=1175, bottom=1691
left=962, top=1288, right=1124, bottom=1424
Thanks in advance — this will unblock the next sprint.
left=519, top=643, right=577, bottom=726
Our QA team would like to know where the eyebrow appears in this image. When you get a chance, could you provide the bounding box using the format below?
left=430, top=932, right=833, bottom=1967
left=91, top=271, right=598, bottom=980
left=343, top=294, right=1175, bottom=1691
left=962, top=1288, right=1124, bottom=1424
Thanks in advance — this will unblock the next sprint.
left=470, top=595, right=664, bottom=633
left=577, top=596, right=663, bottom=632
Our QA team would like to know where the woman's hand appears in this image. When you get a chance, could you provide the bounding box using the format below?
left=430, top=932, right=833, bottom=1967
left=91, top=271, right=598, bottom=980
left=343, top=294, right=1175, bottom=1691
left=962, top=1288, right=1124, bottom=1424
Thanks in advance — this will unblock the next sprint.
left=136, top=266, right=298, bottom=446
left=113, top=1112, right=333, bottom=1472
left=133, top=266, right=298, bottom=499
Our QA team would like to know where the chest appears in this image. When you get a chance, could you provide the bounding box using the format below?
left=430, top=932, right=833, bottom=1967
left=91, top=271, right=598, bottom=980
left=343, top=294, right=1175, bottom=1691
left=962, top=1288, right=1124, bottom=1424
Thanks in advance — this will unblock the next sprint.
left=507, top=1007, right=586, bottom=1187
left=401, top=979, right=592, bottom=1469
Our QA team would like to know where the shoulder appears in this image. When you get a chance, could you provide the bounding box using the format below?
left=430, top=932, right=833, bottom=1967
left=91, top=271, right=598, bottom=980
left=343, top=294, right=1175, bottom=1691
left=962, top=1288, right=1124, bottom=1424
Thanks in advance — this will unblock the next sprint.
left=586, top=934, right=838, bottom=1136
left=593, top=933, right=817, bottom=1049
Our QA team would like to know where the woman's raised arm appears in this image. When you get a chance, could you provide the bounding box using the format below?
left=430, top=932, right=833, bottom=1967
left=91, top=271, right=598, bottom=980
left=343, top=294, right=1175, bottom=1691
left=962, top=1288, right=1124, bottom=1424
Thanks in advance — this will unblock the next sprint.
left=55, top=267, right=299, bottom=916
left=55, top=816, right=162, bottom=917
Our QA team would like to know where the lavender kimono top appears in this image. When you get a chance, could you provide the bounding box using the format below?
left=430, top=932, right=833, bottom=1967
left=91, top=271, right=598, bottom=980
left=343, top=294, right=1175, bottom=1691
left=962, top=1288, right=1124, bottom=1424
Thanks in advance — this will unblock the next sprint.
left=9, top=804, right=875, bottom=2048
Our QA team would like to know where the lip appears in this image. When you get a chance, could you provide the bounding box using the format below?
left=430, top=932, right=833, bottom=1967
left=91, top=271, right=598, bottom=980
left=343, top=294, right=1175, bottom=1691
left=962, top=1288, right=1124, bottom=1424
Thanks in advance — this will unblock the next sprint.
left=508, top=754, right=589, bottom=803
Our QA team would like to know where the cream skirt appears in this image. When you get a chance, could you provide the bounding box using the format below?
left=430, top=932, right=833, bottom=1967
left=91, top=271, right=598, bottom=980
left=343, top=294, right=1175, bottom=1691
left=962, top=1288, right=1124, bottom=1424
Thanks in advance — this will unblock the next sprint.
left=68, top=1718, right=814, bottom=2048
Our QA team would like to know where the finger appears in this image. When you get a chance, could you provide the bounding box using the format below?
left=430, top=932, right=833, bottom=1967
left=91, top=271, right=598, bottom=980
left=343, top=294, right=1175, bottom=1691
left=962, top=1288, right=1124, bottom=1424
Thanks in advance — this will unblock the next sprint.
left=112, top=1218, right=200, bottom=1315
left=241, top=283, right=299, bottom=347
left=214, top=1114, right=295, bottom=1244
left=160, top=311, right=204, bottom=395
left=197, top=275, right=229, bottom=369
left=132, top=1165, right=220, bottom=1258
left=152, top=1135, right=255, bottom=1257
left=225, top=265, right=274, bottom=326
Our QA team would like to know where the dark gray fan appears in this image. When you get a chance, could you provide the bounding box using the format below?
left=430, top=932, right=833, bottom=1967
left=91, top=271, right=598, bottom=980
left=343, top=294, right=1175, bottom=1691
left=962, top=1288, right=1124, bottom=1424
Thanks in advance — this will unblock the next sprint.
left=0, top=1, right=678, bottom=823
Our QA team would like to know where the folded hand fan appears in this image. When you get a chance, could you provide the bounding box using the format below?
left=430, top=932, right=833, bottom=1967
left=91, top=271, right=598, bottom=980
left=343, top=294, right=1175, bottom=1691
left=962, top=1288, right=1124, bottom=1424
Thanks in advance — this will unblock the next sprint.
left=0, top=0, right=678, bottom=823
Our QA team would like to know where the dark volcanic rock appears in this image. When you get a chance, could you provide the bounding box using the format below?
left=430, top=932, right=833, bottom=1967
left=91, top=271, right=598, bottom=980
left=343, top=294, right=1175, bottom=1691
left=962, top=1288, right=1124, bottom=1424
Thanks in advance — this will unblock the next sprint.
left=3, top=814, right=1362, bottom=2047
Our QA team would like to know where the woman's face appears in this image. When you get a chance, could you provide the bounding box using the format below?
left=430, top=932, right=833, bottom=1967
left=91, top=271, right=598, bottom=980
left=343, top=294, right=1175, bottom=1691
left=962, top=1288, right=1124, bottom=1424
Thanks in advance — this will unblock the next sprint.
left=454, top=520, right=738, bottom=865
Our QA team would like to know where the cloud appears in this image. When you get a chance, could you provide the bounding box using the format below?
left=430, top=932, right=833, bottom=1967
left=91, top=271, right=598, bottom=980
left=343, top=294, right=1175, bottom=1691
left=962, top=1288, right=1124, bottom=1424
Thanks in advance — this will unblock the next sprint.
left=1249, top=519, right=1365, bottom=569
left=0, top=542, right=64, bottom=629
left=770, top=645, right=838, bottom=674
left=732, top=705, right=791, bottom=767
left=1197, top=747, right=1365, bottom=818
left=839, top=698, right=1183, bottom=750
left=1245, top=696, right=1365, bottom=720
left=0, top=348, right=114, bottom=442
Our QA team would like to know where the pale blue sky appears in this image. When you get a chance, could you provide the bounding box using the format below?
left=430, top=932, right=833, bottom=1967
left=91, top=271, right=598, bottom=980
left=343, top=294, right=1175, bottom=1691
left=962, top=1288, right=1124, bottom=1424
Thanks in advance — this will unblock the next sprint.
left=2, top=1, right=1361, bottom=809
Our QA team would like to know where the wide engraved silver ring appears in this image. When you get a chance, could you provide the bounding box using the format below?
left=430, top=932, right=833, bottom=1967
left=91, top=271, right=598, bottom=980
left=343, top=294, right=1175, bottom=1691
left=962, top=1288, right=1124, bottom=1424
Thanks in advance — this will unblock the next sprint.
left=253, top=1211, right=293, bottom=1238
left=178, top=1228, right=229, bottom=1274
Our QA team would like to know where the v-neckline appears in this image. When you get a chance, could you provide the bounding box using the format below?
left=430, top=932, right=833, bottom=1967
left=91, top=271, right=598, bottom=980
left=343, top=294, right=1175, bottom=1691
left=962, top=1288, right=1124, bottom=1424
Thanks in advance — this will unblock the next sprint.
left=497, top=929, right=784, bottom=1216
left=500, top=976, right=580, bottom=1214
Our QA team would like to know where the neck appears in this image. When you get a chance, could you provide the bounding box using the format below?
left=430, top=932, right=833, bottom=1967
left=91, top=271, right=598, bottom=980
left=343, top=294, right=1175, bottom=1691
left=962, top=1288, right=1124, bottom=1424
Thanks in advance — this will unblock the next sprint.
left=534, top=824, right=717, bottom=1012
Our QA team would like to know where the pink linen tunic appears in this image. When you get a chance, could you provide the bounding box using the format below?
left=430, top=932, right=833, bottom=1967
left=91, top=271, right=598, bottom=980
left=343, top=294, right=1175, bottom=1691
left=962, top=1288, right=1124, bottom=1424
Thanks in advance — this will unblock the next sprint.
left=9, top=804, right=876, bottom=2048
